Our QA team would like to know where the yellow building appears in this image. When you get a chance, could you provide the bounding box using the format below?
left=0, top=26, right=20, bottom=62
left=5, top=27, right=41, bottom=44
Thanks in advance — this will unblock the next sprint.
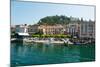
left=38, top=24, right=66, bottom=35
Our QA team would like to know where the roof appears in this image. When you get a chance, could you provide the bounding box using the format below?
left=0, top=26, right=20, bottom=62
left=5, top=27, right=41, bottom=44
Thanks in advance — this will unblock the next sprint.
left=17, top=33, right=29, bottom=36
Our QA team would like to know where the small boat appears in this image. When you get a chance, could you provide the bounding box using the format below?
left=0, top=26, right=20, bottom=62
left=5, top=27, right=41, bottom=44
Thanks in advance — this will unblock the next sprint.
left=74, top=42, right=81, bottom=45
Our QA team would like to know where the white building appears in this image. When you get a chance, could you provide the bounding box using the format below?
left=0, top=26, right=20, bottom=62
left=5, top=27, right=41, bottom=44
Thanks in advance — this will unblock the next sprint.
left=15, top=24, right=28, bottom=33
left=66, top=20, right=95, bottom=39
left=79, top=21, right=95, bottom=38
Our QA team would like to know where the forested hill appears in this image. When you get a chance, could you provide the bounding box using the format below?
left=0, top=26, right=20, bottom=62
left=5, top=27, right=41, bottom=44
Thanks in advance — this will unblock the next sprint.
left=37, top=15, right=80, bottom=25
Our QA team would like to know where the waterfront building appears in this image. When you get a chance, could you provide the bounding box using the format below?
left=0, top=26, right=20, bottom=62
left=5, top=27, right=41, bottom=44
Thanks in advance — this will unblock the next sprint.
left=66, top=19, right=95, bottom=39
left=38, top=24, right=65, bottom=35
left=28, top=24, right=39, bottom=35
left=15, top=24, right=28, bottom=33
left=14, top=24, right=29, bottom=40
left=67, top=21, right=80, bottom=37
left=79, top=20, right=95, bottom=38
left=13, top=20, right=95, bottom=39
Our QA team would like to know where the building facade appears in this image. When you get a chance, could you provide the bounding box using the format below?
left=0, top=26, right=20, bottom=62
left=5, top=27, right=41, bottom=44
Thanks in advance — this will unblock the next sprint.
left=38, top=24, right=65, bottom=35
left=15, top=24, right=28, bottom=33
left=28, top=24, right=39, bottom=35
left=67, top=22, right=80, bottom=37
left=79, top=21, right=95, bottom=38
left=65, top=20, right=95, bottom=39
left=14, top=20, right=95, bottom=39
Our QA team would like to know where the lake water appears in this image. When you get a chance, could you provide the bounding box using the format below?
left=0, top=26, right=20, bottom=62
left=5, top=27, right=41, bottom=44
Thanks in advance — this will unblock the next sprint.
left=11, top=42, right=95, bottom=66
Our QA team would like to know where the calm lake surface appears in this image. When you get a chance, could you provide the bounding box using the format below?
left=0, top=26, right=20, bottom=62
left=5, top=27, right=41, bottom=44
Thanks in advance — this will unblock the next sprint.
left=11, top=42, right=95, bottom=66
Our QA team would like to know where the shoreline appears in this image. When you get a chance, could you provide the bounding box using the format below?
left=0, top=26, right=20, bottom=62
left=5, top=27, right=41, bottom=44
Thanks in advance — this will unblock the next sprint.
left=11, top=37, right=95, bottom=45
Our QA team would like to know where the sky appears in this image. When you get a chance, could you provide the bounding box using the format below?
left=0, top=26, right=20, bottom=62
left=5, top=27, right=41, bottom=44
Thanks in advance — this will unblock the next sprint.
left=11, top=1, right=95, bottom=25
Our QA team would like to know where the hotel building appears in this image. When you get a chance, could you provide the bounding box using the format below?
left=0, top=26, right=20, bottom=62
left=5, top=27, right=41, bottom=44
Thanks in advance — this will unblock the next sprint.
left=38, top=24, right=66, bottom=35
left=79, top=21, right=95, bottom=38
left=66, top=20, right=95, bottom=38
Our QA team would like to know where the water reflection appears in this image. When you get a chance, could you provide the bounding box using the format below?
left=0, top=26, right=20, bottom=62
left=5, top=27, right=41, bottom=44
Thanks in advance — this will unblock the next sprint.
left=79, top=45, right=95, bottom=61
left=11, top=42, right=94, bottom=66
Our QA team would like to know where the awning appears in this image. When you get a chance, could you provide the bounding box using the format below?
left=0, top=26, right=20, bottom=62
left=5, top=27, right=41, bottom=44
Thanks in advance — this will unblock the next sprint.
left=17, top=33, right=29, bottom=36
